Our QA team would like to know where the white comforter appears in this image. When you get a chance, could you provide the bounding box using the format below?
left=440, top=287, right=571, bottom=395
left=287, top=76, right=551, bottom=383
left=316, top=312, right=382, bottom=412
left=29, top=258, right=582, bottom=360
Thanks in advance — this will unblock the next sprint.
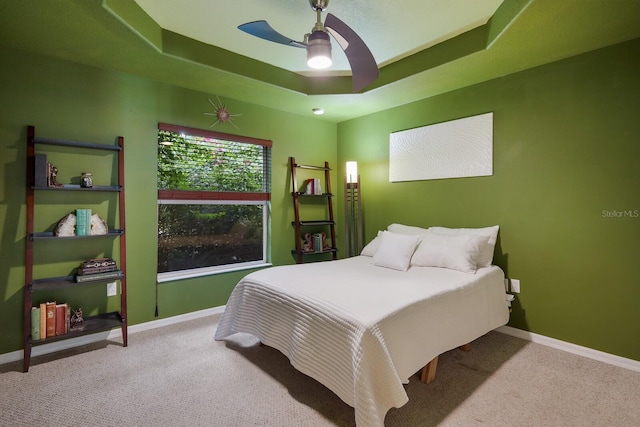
left=215, top=256, right=509, bottom=427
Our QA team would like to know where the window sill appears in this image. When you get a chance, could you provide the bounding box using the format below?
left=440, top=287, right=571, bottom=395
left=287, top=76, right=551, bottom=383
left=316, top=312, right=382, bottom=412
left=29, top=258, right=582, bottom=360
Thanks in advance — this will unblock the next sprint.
left=157, top=261, right=272, bottom=284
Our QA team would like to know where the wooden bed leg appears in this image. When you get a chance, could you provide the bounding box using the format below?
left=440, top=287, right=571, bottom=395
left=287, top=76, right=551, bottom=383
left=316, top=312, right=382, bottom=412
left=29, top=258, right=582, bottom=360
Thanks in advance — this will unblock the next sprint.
left=420, top=343, right=470, bottom=384
left=420, top=356, right=438, bottom=384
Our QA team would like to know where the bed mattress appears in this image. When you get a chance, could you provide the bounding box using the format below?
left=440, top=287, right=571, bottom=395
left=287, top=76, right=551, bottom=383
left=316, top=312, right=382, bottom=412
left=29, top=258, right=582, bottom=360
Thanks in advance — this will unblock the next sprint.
left=215, top=255, right=509, bottom=427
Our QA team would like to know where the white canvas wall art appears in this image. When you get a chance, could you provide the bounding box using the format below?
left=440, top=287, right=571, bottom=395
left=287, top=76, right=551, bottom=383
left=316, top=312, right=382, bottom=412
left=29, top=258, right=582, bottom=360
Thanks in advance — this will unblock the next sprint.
left=389, top=112, right=493, bottom=182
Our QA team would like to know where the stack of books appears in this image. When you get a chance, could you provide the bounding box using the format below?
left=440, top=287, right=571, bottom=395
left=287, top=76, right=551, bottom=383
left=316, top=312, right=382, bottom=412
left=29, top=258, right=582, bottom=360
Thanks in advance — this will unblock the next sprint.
left=76, top=257, right=122, bottom=283
left=30, top=302, right=70, bottom=340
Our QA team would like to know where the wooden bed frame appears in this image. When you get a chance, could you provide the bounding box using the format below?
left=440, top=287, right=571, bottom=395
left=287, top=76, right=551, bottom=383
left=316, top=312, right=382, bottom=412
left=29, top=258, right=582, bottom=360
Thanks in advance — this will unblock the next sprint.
left=262, top=340, right=471, bottom=385
left=420, top=343, right=471, bottom=384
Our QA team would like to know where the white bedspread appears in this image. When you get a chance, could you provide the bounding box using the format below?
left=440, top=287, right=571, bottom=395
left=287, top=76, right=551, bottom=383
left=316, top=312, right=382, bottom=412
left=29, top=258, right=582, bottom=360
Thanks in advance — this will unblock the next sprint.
left=215, top=256, right=509, bottom=427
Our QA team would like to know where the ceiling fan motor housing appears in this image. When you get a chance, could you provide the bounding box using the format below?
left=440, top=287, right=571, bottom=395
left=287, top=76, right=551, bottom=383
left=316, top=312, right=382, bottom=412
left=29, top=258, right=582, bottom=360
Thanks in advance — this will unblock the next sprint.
left=307, top=31, right=332, bottom=68
left=238, top=0, right=378, bottom=90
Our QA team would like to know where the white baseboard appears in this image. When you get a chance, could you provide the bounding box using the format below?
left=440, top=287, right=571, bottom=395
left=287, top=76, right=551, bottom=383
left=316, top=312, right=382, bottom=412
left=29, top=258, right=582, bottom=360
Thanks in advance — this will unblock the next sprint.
left=496, top=325, right=640, bottom=373
left=0, top=306, right=225, bottom=366
left=125, top=305, right=225, bottom=335
left=4, top=310, right=638, bottom=375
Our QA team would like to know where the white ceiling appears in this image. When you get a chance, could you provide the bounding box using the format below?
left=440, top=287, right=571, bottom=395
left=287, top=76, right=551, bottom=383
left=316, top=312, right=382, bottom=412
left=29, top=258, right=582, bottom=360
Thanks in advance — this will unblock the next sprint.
left=134, top=0, right=504, bottom=75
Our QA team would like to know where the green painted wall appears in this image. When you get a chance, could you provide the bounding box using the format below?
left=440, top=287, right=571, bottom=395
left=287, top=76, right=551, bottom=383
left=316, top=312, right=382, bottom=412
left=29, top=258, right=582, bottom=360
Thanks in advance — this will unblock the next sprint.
left=336, top=39, right=640, bottom=361
left=2, top=39, right=638, bottom=362
left=0, top=47, right=336, bottom=355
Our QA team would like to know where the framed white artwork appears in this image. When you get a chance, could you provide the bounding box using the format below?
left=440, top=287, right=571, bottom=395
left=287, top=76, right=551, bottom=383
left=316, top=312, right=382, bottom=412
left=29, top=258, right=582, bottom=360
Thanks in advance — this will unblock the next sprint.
left=389, top=112, right=493, bottom=182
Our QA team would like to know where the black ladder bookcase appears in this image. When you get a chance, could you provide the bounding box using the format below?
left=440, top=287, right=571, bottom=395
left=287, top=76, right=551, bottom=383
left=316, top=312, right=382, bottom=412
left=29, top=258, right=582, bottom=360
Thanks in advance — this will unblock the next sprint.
left=289, top=157, right=338, bottom=263
left=23, top=125, right=127, bottom=372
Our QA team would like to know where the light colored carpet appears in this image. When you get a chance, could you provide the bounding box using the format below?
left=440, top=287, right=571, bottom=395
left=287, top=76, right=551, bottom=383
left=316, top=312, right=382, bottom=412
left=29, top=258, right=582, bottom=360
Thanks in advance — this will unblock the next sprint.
left=1, top=314, right=639, bottom=426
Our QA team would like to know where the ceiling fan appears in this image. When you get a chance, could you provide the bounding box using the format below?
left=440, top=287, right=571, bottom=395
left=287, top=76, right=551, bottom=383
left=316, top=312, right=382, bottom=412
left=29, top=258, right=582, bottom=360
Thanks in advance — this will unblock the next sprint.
left=238, top=0, right=379, bottom=93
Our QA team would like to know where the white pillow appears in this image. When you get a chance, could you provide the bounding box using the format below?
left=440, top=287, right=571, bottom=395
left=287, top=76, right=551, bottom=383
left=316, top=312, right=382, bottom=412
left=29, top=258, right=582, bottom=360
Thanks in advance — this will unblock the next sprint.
left=387, top=223, right=430, bottom=235
left=360, top=231, right=383, bottom=257
left=428, top=225, right=499, bottom=267
left=411, top=232, right=487, bottom=274
left=372, top=231, right=419, bottom=271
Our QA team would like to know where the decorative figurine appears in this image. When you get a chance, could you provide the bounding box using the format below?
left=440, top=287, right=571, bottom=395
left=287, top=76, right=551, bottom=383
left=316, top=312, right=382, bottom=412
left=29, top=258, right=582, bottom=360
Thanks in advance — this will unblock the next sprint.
left=48, top=164, right=62, bottom=187
left=321, top=232, right=330, bottom=251
left=70, top=308, right=84, bottom=330
left=303, top=233, right=314, bottom=252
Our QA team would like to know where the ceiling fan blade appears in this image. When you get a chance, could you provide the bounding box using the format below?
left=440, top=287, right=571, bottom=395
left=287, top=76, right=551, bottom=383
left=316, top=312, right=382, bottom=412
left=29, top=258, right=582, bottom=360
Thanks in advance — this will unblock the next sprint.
left=238, top=21, right=306, bottom=48
left=324, top=13, right=379, bottom=92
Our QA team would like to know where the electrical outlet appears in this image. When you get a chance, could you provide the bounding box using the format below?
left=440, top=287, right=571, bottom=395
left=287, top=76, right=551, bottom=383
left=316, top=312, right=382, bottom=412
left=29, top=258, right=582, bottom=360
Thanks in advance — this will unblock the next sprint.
left=107, top=281, right=117, bottom=297
left=511, top=279, right=521, bottom=293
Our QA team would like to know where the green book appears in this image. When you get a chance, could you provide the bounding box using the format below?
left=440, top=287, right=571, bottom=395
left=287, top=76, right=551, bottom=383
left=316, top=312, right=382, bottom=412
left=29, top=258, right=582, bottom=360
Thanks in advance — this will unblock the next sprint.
left=76, top=209, right=87, bottom=236
left=75, top=209, right=92, bottom=236
left=85, top=208, right=92, bottom=235
left=76, top=270, right=123, bottom=283
left=31, top=307, right=40, bottom=341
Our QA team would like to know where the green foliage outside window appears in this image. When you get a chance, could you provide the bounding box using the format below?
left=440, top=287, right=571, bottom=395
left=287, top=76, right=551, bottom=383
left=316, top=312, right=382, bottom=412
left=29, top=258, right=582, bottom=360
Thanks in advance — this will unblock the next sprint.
left=157, top=129, right=269, bottom=274
left=157, top=130, right=265, bottom=192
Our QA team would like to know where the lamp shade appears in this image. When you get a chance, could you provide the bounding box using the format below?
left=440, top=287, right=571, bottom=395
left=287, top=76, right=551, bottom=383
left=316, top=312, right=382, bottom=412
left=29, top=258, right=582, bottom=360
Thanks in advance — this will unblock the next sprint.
left=307, top=31, right=332, bottom=69
left=346, top=161, right=358, bottom=184
left=344, top=160, right=363, bottom=257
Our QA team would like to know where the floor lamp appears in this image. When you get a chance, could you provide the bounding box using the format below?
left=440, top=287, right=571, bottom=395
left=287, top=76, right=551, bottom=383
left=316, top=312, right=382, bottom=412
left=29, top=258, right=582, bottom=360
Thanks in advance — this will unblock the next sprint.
left=344, top=161, right=363, bottom=257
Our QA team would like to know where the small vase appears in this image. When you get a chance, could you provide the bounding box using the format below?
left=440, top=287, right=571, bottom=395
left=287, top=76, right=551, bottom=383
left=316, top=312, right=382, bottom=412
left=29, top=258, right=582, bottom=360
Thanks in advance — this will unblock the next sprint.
left=80, top=172, right=93, bottom=188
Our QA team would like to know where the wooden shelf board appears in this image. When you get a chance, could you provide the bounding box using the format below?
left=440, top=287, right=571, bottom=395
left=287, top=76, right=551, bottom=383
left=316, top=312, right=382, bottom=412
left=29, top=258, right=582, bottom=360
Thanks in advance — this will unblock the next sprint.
left=31, top=311, right=124, bottom=346
left=293, top=192, right=333, bottom=197
left=292, top=220, right=336, bottom=226
left=291, top=248, right=338, bottom=255
left=32, top=185, right=122, bottom=192
left=30, top=230, right=123, bottom=240
left=33, top=136, right=121, bottom=151
left=293, top=163, right=331, bottom=171
left=31, top=271, right=123, bottom=291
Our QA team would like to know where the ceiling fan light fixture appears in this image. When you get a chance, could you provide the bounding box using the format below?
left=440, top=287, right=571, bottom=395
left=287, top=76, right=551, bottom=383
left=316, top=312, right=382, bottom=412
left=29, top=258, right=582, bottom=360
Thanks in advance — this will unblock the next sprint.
left=238, top=1, right=378, bottom=91
left=306, top=31, right=332, bottom=69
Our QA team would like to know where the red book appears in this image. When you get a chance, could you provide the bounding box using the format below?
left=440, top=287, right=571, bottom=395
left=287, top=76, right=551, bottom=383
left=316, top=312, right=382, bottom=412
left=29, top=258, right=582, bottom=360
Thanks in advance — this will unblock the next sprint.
left=45, top=301, right=56, bottom=338
left=55, top=304, right=67, bottom=335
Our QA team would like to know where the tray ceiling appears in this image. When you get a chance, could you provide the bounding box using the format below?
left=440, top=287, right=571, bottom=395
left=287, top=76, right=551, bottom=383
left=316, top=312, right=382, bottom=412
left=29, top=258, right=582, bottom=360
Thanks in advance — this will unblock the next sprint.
left=1, top=0, right=639, bottom=122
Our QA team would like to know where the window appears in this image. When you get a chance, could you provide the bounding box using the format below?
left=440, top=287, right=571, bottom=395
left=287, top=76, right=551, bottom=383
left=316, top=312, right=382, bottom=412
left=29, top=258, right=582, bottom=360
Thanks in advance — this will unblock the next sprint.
left=157, top=123, right=271, bottom=281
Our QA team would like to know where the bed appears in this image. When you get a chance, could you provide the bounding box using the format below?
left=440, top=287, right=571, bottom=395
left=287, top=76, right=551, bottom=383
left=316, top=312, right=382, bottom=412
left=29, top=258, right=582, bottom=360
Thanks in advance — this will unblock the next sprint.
left=215, top=224, right=510, bottom=427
